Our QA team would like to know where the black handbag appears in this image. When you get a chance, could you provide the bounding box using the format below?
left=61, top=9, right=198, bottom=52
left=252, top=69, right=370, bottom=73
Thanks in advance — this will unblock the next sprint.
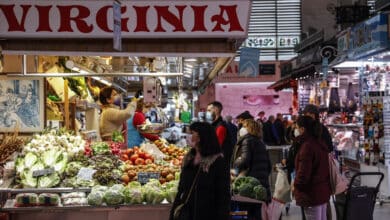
left=173, top=168, right=201, bottom=220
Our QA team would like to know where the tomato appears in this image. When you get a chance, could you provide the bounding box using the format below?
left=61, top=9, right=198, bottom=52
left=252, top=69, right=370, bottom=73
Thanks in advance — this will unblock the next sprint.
left=120, top=154, right=129, bottom=161
left=135, top=158, right=145, bottom=165
left=166, top=173, right=174, bottom=182
left=161, top=170, right=169, bottom=178
left=133, top=146, right=139, bottom=151
left=126, top=148, right=134, bottom=156
left=172, top=159, right=180, bottom=166
left=121, top=174, right=130, bottom=183
left=138, top=151, right=146, bottom=159
left=130, top=154, right=139, bottom=163
left=145, top=159, right=153, bottom=165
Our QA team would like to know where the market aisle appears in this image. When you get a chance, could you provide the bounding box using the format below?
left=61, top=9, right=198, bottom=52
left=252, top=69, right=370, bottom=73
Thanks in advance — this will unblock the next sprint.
left=280, top=201, right=390, bottom=220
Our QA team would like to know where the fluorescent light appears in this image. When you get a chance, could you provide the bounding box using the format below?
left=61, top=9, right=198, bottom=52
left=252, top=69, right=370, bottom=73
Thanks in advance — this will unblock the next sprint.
left=92, top=76, right=112, bottom=86
left=185, top=64, right=194, bottom=68
left=184, top=58, right=197, bottom=62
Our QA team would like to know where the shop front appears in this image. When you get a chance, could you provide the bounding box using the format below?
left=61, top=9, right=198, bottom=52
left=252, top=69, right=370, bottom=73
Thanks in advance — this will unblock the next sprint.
left=0, top=1, right=252, bottom=219
left=344, top=12, right=390, bottom=201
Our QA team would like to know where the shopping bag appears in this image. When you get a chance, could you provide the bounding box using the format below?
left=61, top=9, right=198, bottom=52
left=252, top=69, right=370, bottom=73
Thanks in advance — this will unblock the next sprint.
left=273, top=167, right=291, bottom=203
left=328, top=153, right=348, bottom=195
left=266, top=198, right=285, bottom=220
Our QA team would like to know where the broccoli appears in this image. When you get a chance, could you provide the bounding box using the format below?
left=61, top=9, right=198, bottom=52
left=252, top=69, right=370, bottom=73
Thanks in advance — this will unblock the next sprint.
left=253, top=185, right=267, bottom=201
left=232, top=176, right=264, bottom=200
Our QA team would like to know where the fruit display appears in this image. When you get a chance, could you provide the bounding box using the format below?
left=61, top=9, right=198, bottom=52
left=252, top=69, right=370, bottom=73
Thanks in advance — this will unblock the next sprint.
left=121, top=163, right=179, bottom=184
left=120, top=147, right=155, bottom=166
left=153, top=139, right=187, bottom=166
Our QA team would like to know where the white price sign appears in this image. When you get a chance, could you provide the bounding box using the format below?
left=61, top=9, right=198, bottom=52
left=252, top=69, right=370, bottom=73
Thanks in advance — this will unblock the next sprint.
left=77, top=167, right=97, bottom=181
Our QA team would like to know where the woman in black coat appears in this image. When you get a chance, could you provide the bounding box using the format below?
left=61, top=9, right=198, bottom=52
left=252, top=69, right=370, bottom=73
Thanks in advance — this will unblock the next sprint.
left=231, top=119, right=272, bottom=219
left=232, top=119, right=271, bottom=193
left=169, top=122, right=231, bottom=220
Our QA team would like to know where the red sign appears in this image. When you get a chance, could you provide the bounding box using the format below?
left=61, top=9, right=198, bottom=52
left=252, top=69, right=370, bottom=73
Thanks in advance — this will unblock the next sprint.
left=0, top=0, right=251, bottom=39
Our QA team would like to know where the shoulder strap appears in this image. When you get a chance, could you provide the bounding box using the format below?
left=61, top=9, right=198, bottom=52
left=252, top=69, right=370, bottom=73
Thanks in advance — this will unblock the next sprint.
left=184, top=167, right=201, bottom=204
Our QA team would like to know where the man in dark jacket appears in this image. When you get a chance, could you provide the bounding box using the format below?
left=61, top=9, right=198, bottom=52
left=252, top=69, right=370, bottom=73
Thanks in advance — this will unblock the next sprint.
left=263, top=115, right=278, bottom=145
left=207, top=101, right=234, bottom=165
left=274, top=113, right=286, bottom=145
left=225, top=115, right=238, bottom=146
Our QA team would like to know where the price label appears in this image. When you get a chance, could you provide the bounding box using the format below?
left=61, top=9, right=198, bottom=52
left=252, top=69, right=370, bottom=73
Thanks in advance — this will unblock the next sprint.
left=77, top=167, right=97, bottom=181
left=137, top=172, right=160, bottom=184
left=32, top=167, right=55, bottom=177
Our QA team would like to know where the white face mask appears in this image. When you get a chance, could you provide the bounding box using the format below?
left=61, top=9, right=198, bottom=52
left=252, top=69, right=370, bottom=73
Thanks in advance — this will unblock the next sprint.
left=294, top=128, right=300, bottom=137
left=206, top=112, right=213, bottom=122
left=239, top=127, right=248, bottom=137
left=186, top=134, right=196, bottom=148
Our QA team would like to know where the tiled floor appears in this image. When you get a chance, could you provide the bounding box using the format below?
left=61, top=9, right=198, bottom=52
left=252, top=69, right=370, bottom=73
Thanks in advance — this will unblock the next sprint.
left=280, top=201, right=390, bottom=220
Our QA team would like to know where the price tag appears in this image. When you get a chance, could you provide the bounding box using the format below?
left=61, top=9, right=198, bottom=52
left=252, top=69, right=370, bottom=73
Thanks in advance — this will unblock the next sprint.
left=77, top=167, right=97, bottom=181
left=32, top=167, right=55, bottom=177
left=137, top=172, right=160, bottom=184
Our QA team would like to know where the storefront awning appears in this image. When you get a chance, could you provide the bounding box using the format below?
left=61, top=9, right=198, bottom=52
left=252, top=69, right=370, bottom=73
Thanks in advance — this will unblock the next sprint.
left=268, top=64, right=316, bottom=91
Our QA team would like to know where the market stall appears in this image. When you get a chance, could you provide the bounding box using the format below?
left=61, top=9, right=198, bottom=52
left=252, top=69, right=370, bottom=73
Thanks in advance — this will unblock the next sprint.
left=0, top=0, right=254, bottom=218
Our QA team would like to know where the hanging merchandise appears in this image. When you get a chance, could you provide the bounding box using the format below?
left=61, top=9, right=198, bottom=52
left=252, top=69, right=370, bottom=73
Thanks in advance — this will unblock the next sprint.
left=329, top=87, right=341, bottom=113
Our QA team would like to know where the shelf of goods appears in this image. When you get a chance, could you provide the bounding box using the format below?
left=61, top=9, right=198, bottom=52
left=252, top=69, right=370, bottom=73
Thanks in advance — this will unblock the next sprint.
left=326, top=123, right=363, bottom=185
left=0, top=129, right=188, bottom=220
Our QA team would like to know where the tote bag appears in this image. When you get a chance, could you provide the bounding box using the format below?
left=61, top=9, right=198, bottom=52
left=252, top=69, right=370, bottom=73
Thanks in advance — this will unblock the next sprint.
left=328, top=153, right=348, bottom=195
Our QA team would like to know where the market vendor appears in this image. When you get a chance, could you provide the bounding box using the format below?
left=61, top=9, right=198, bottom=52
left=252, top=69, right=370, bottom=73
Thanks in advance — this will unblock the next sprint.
left=99, top=87, right=137, bottom=141
left=127, top=98, right=159, bottom=148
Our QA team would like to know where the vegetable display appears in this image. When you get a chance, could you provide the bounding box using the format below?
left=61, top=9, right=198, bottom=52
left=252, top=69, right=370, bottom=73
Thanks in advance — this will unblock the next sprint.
left=232, top=176, right=268, bottom=201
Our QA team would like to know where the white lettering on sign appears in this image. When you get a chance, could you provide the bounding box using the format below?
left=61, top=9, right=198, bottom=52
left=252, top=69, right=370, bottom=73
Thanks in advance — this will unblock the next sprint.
left=0, top=0, right=251, bottom=38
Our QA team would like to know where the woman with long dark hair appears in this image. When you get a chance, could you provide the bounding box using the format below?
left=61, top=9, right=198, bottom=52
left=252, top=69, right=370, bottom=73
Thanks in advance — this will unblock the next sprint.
left=294, top=116, right=331, bottom=220
left=169, top=122, right=230, bottom=220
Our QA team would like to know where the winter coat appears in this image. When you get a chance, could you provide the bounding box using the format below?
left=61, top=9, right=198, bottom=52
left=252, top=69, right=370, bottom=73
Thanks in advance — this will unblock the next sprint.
left=169, top=148, right=231, bottom=220
left=232, top=134, right=271, bottom=189
left=294, top=134, right=331, bottom=207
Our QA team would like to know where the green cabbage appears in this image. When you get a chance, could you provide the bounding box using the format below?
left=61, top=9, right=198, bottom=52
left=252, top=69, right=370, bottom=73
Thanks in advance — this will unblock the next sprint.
left=88, top=190, right=105, bottom=206
left=24, top=152, right=38, bottom=167
left=42, top=149, right=62, bottom=167
left=53, top=152, right=68, bottom=173
left=38, top=173, right=60, bottom=188
left=103, top=185, right=124, bottom=205
left=15, top=157, right=25, bottom=173
left=122, top=187, right=143, bottom=204
left=21, top=171, right=37, bottom=188
left=65, top=162, right=83, bottom=177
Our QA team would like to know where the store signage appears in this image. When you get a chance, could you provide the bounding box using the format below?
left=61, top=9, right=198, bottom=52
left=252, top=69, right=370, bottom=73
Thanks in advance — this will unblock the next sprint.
left=0, top=0, right=251, bottom=38
left=113, top=0, right=121, bottom=51
left=349, top=13, right=389, bottom=60
left=337, top=30, right=350, bottom=54
left=244, top=36, right=299, bottom=49
left=239, top=47, right=260, bottom=77
left=137, top=172, right=160, bottom=184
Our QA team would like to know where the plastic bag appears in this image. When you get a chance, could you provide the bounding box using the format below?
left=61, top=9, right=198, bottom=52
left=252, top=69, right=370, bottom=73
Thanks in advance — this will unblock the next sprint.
left=266, top=198, right=285, bottom=220
left=273, top=167, right=291, bottom=203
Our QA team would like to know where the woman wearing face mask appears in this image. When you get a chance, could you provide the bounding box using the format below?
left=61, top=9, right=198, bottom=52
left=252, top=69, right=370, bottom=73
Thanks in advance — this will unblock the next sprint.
left=126, top=98, right=159, bottom=148
left=231, top=119, right=272, bottom=219
left=99, top=87, right=137, bottom=141
left=293, top=116, right=330, bottom=220
left=169, top=122, right=230, bottom=220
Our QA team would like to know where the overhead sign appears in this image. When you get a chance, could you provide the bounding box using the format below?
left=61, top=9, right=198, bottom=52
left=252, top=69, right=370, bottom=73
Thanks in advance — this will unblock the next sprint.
left=113, top=0, right=121, bottom=51
left=0, top=0, right=251, bottom=39
left=349, top=13, right=389, bottom=60
left=244, top=36, right=299, bottom=49
left=239, top=47, right=260, bottom=77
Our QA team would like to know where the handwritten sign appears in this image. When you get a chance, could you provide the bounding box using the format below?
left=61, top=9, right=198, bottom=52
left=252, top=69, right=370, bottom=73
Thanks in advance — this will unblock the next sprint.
left=77, top=168, right=97, bottom=181
left=32, top=168, right=55, bottom=177
left=137, top=172, right=160, bottom=184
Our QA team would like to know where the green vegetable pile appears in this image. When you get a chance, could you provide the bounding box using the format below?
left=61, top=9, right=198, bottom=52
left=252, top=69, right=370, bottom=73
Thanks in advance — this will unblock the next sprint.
left=232, top=176, right=268, bottom=201
left=91, top=142, right=110, bottom=155
left=112, top=131, right=124, bottom=143
left=61, top=153, right=123, bottom=188
left=15, top=150, right=67, bottom=188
